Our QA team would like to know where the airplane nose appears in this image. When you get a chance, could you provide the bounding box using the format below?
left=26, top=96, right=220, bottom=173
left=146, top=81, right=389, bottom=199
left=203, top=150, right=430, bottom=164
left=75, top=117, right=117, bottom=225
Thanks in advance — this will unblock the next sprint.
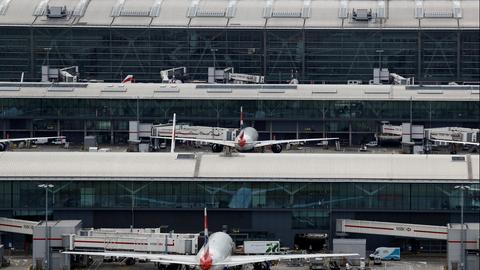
left=200, top=263, right=212, bottom=270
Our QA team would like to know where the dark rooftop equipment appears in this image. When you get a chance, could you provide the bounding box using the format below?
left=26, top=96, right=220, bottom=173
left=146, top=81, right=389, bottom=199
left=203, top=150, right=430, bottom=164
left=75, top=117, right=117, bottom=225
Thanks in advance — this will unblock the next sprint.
left=46, top=6, right=67, bottom=18
left=352, top=8, right=372, bottom=21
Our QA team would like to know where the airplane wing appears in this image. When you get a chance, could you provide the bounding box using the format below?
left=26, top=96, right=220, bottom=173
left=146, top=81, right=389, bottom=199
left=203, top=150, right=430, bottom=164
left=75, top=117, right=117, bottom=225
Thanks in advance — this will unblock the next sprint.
left=217, top=253, right=359, bottom=267
left=254, top=138, right=339, bottom=148
left=153, top=136, right=236, bottom=148
left=63, top=251, right=199, bottom=266
left=0, top=136, right=65, bottom=143
left=430, top=139, right=480, bottom=146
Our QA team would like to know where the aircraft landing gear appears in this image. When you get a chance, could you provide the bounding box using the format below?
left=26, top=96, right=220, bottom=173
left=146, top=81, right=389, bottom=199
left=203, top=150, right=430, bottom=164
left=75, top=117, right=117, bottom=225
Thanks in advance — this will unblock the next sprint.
left=253, top=262, right=270, bottom=270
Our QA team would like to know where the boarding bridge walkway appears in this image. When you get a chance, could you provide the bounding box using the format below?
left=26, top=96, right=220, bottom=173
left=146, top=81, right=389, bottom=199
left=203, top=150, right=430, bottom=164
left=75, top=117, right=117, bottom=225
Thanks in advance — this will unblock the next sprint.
left=0, top=217, right=198, bottom=254
left=70, top=228, right=197, bottom=254
left=336, top=219, right=448, bottom=240
left=0, top=217, right=38, bottom=235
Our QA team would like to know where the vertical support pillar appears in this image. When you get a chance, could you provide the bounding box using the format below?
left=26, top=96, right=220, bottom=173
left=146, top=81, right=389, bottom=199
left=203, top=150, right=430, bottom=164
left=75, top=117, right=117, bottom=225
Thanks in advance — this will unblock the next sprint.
left=110, top=122, right=114, bottom=145
left=1, top=104, right=5, bottom=139
left=417, top=30, right=422, bottom=82
left=301, top=29, right=306, bottom=82
left=30, top=28, right=35, bottom=80
left=348, top=122, right=352, bottom=147
left=56, top=119, right=60, bottom=137
left=170, top=113, right=176, bottom=153
left=296, top=121, right=299, bottom=139
left=30, top=120, right=34, bottom=137
left=269, top=121, right=273, bottom=140
left=456, top=31, right=461, bottom=81
left=263, top=30, right=267, bottom=80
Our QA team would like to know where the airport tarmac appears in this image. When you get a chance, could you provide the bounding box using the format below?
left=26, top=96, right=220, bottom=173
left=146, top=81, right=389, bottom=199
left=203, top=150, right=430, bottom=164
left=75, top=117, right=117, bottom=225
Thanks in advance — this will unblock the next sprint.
left=2, top=256, right=447, bottom=270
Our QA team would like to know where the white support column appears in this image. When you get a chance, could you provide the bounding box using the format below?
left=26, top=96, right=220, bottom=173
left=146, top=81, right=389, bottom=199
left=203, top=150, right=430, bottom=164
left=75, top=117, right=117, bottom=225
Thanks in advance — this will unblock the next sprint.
left=170, top=113, right=176, bottom=153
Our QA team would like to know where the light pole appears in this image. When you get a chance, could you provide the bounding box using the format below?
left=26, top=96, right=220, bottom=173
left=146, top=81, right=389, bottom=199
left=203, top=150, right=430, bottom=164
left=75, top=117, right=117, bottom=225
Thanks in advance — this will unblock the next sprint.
left=454, top=185, right=471, bottom=270
left=38, top=184, right=54, bottom=270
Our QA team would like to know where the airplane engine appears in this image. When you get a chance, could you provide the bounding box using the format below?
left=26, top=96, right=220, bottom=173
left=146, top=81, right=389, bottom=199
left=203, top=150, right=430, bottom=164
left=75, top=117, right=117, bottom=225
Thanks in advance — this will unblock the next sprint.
left=0, top=142, right=5, bottom=151
left=271, top=144, right=282, bottom=153
left=253, top=262, right=270, bottom=270
left=124, top=257, right=136, bottom=265
left=211, top=144, right=224, bottom=153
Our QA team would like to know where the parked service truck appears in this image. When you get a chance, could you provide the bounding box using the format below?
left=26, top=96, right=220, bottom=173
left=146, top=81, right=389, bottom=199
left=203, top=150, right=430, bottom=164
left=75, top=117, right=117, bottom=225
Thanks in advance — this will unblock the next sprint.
left=243, top=241, right=280, bottom=254
left=369, top=247, right=400, bottom=262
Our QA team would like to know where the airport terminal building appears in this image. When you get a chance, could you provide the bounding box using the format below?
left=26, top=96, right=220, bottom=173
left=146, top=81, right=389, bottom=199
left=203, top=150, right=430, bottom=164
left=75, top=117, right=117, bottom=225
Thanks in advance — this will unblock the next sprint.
left=0, top=0, right=478, bottom=84
left=0, top=152, right=479, bottom=251
left=0, top=83, right=479, bottom=144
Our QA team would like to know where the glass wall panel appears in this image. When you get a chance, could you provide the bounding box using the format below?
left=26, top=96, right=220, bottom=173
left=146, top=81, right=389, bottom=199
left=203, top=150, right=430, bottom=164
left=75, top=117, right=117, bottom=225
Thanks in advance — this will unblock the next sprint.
left=1, top=27, right=476, bottom=84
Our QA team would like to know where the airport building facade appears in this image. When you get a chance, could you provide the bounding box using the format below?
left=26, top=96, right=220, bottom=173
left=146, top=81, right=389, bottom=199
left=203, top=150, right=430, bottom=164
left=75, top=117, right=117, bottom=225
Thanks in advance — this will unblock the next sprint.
left=0, top=83, right=478, bottom=144
left=0, top=0, right=478, bottom=84
left=0, top=153, right=479, bottom=251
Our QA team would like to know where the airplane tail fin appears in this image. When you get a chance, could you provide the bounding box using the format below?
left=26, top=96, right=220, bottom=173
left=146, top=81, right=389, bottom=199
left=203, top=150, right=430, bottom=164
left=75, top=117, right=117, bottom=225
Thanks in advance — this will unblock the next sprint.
left=203, top=207, right=208, bottom=245
left=122, top=74, right=134, bottom=83
left=204, top=207, right=209, bottom=244
left=240, top=106, right=244, bottom=129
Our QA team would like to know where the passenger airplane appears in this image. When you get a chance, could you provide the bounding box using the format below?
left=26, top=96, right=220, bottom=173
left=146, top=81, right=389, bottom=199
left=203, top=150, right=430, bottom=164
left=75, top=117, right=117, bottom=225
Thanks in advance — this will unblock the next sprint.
left=0, top=136, right=65, bottom=151
left=154, top=107, right=339, bottom=153
left=64, top=209, right=357, bottom=270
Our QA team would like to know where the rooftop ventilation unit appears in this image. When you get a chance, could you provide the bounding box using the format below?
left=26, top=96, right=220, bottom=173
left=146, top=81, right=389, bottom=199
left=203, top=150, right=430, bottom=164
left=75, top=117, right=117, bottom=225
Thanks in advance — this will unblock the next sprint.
left=120, top=9, right=151, bottom=17
left=187, top=0, right=235, bottom=18
left=111, top=0, right=163, bottom=17
left=352, top=9, right=372, bottom=21
left=271, top=11, right=302, bottom=18
left=196, top=10, right=226, bottom=17
left=424, top=10, right=453, bottom=18
left=0, top=0, right=12, bottom=16
left=46, top=6, right=68, bottom=18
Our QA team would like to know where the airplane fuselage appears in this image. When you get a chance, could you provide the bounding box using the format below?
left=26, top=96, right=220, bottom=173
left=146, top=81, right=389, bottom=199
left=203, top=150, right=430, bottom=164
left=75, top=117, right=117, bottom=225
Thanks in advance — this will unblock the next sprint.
left=234, top=127, right=259, bottom=152
left=197, top=232, right=235, bottom=270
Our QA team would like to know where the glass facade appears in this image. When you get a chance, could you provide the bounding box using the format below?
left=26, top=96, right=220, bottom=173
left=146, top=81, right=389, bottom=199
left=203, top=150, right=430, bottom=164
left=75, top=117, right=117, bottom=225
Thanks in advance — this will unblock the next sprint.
left=1, top=98, right=478, bottom=144
left=0, top=27, right=478, bottom=84
left=0, top=181, right=478, bottom=230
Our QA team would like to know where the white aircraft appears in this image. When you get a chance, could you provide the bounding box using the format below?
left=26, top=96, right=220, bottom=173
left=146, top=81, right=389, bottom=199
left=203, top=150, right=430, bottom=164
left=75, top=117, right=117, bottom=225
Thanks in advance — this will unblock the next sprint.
left=154, top=107, right=339, bottom=153
left=64, top=209, right=357, bottom=270
left=0, top=136, right=66, bottom=151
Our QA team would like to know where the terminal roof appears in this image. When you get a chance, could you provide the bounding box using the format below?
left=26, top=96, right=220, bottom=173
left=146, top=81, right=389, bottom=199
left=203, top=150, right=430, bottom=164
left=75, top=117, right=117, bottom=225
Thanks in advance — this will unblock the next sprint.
left=0, top=83, right=478, bottom=101
left=0, top=0, right=478, bottom=29
left=0, top=152, right=478, bottom=182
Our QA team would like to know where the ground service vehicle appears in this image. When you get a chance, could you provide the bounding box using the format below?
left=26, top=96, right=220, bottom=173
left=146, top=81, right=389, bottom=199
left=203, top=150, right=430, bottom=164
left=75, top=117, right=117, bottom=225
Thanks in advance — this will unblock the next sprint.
left=369, top=247, right=400, bottom=261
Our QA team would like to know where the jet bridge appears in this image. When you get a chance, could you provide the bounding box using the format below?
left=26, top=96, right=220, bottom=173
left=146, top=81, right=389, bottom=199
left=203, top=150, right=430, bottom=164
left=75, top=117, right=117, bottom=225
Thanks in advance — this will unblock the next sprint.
left=0, top=217, right=38, bottom=235
left=337, top=219, right=479, bottom=270
left=1, top=217, right=199, bottom=270
left=336, top=219, right=448, bottom=240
